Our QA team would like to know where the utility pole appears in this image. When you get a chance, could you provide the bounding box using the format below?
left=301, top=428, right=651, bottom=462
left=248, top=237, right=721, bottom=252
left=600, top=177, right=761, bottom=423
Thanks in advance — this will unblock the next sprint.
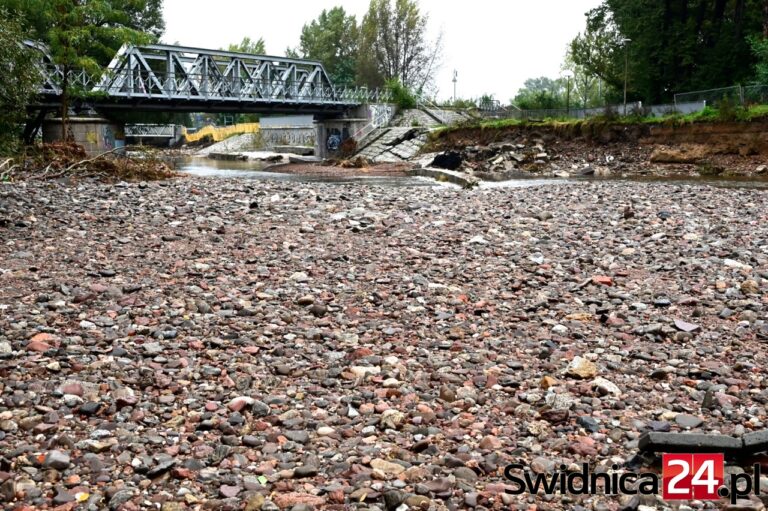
left=598, top=77, right=603, bottom=106
left=452, top=70, right=458, bottom=102
left=622, top=38, right=631, bottom=115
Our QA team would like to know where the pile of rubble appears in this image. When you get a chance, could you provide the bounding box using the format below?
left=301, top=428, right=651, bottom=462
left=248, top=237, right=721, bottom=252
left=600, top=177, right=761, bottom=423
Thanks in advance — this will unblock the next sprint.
left=428, top=139, right=617, bottom=180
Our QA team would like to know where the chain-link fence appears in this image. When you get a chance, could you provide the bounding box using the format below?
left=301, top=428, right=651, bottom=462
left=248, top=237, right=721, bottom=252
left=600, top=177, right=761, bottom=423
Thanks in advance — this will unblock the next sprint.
left=483, top=100, right=706, bottom=121
left=491, top=84, right=768, bottom=121
left=673, top=85, right=768, bottom=106
left=744, top=85, right=768, bottom=104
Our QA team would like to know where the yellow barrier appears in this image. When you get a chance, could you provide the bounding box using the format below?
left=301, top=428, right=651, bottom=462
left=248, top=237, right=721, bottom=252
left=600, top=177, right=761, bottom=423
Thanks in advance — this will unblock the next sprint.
left=182, top=123, right=260, bottom=144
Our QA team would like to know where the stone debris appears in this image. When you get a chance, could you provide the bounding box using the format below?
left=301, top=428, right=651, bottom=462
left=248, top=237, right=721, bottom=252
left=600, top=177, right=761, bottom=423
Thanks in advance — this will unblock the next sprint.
left=1, top=177, right=768, bottom=509
left=426, top=127, right=768, bottom=179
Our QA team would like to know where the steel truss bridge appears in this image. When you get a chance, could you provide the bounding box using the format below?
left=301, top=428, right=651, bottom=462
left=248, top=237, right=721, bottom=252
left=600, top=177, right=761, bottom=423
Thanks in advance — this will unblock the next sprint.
left=26, top=41, right=390, bottom=116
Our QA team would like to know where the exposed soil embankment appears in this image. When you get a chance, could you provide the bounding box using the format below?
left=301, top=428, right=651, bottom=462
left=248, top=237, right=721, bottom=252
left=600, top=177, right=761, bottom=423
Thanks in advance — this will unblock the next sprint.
left=429, top=121, right=651, bottom=148
left=426, top=120, right=768, bottom=178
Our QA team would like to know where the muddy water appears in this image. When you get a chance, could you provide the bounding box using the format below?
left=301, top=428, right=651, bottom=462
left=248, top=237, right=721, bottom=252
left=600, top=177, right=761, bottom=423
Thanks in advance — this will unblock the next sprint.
left=176, top=157, right=768, bottom=190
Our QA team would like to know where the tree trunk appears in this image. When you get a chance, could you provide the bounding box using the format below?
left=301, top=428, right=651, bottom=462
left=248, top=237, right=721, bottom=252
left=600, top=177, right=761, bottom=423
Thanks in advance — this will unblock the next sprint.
left=713, top=0, right=727, bottom=33
left=764, top=0, right=768, bottom=37
left=734, top=0, right=745, bottom=39
left=61, top=67, right=70, bottom=141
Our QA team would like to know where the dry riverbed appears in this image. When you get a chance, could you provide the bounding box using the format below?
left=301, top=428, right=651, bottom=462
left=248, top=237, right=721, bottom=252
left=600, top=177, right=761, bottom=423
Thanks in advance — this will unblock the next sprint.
left=1, top=178, right=768, bottom=511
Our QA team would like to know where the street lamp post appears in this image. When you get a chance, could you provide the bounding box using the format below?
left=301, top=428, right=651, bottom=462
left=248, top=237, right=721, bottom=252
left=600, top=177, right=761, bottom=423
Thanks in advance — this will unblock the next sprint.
left=561, top=70, right=574, bottom=117
left=622, top=38, right=631, bottom=115
left=452, top=70, right=457, bottom=102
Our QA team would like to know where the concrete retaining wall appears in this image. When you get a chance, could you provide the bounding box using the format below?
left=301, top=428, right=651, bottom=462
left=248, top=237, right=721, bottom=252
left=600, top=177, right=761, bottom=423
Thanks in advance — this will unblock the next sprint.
left=260, top=127, right=316, bottom=149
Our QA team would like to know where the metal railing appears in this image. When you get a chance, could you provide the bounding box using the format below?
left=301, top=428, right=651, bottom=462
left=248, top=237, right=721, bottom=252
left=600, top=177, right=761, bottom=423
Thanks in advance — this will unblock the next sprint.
left=478, top=99, right=502, bottom=112
left=492, top=100, right=707, bottom=121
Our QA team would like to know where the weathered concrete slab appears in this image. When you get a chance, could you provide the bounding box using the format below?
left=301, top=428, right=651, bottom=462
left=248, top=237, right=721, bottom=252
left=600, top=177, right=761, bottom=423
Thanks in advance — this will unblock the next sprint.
left=207, top=152, right=248, bottom=161
left=273, top=146, right=315, bottom=156
left=742, top=430, right=768, bottom=454
left=408, top=167, right=479, bottom=189
left=638, top=432, right=743, bottom=455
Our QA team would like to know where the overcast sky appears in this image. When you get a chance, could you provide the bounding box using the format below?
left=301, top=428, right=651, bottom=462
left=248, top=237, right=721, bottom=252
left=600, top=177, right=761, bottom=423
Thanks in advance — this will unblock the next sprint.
left=162, top=0, right=602, bottom=102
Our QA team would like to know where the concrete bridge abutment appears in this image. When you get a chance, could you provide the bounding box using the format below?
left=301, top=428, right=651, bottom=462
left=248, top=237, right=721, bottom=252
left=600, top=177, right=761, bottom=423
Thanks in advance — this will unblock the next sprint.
left=315, top=103, right=397, bottom=159
left=42, top=117, right=126, bottom=155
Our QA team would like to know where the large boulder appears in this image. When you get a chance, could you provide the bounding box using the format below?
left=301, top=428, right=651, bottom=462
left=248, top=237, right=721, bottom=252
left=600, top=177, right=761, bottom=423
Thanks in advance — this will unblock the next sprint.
left=649, top=145, right=708, bottom=164
left=431, top=151, right=462, bottom=170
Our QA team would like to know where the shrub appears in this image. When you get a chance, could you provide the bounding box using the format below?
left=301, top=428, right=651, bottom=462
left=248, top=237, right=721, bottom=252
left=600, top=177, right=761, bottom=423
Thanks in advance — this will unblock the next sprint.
left=715, top=96, right=745, bottom=122
left=385, top=79, right=416, bottom=109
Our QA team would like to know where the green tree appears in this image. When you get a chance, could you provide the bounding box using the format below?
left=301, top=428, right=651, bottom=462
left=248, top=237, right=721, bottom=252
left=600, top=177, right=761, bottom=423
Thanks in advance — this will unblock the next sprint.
left=750, top=6, right=768, bottom=83
left=357, top=0, right=442, bottom=92
left=750, top=35, right=768, bottom=83
left=46, top=0, right=151, bottom=138
left=512, top=77, right=567, bottom=110
left=572, top=0, right=764, bottom=103
left=0, top=11, right=40, bottom=154
left=569, top=5, right=626, bottom=95
left=296, top=7, right=359, bottom=87
left=562, top=52, right=610, bottom=108
left=121, top=0, right=164, bottom=39
left=1, top=0, right=165, bottom=66
left=226, top=36, right=266, bottom=55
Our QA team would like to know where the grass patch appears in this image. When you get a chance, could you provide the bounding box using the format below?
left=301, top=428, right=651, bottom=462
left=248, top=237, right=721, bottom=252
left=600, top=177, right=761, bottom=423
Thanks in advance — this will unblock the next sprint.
left=431, top=104, right=768, bottom=139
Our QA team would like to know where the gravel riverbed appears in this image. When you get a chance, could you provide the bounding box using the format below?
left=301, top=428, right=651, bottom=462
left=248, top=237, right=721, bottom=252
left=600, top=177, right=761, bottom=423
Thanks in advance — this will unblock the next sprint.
left=1, top=178, right=767, bottom=511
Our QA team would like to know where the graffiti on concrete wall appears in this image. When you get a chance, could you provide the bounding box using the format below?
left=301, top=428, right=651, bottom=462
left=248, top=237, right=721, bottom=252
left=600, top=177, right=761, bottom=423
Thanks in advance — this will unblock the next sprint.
left=326, top=128, right=341, bottom=151
left=103, top=126, right=114, bottom=149
left=260, top=127, right=315, bottom=148
left=369, top=104, right=395, bottom=128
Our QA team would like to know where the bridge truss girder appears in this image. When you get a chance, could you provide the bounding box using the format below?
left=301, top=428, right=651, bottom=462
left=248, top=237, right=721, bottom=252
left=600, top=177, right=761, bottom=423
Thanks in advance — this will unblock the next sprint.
left=97, top=44, right=342, bottom=104
left=25, top=42, right=390, bottom=115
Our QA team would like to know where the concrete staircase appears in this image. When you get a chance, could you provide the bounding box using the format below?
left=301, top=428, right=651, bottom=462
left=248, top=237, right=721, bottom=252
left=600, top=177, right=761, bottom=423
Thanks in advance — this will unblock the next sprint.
left=354, top=108, right=474, bottom=163
left=356, top=127, right=428, bottom=162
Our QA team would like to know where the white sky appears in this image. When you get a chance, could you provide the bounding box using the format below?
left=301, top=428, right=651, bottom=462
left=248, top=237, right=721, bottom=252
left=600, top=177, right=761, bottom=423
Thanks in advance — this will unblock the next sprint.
left=162, top=0, right=602, bottom=102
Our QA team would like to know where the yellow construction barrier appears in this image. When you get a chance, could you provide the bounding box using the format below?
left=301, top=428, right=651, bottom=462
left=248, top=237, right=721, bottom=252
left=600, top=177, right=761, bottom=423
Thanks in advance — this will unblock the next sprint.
left=182, top=123, right=260, bottom=144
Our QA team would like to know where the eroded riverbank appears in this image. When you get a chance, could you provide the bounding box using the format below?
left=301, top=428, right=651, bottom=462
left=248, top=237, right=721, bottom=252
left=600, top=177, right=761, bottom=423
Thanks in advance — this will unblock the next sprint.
left=1, top=178, right=768, bottom=510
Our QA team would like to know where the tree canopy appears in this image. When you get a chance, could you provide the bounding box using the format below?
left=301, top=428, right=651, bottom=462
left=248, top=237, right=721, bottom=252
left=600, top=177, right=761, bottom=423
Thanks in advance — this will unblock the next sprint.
left=296, top=7, right=359, bottom=88
left=226, top=36, right=266, bottom=55
left=0, top=0, right=162, bottom=137
left=357, top=0, right=442, bottom=91
left=570, top=0, right=764, bottom=103
left=1, top=0, right=164, bottom=66
left=513, top=77, right=567, bottom=110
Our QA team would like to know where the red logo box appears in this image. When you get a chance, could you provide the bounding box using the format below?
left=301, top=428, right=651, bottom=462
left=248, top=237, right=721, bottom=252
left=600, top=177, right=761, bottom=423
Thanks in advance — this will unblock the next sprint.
left=662, top=453, right=724, bottom=500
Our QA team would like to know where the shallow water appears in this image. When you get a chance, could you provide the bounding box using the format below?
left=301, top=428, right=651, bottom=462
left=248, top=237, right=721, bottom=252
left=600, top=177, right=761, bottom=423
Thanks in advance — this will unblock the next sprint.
left=177, top=157, right=768, bottom=190
left=177, top=157, right=442, bottom=188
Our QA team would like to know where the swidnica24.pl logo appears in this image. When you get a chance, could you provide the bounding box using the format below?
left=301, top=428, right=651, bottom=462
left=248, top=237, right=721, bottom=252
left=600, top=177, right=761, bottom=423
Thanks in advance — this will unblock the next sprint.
left=504, top=453, right=761, bottom=504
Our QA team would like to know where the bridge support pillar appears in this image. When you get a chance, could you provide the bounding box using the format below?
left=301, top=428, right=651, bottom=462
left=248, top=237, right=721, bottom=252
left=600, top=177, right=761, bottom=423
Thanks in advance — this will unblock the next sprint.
left=42, top=117, right=126, bottom=156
